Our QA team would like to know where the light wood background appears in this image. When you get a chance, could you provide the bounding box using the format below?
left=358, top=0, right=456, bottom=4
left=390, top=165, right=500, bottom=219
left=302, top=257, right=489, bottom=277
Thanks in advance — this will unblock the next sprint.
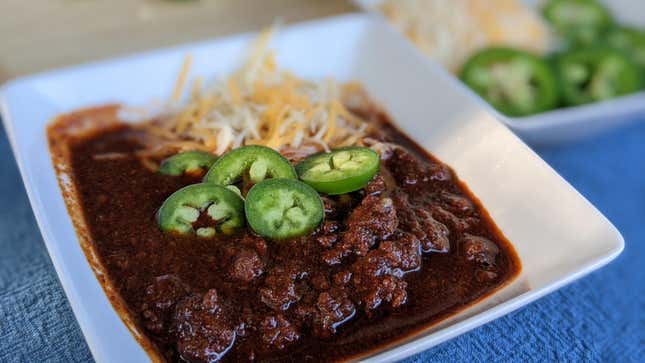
left=0, top=0, right=356, bottom=82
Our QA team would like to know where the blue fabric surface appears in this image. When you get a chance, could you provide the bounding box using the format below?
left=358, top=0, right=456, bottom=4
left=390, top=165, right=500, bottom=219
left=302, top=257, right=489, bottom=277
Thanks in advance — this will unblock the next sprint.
left=0, top=120, right=643, bottom=363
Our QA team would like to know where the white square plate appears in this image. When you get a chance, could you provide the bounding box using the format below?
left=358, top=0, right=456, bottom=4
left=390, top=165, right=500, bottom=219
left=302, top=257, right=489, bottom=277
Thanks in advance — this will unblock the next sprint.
left=354, top=0, right=645, bottom=145
left=0, top=14, right=623, bottom=362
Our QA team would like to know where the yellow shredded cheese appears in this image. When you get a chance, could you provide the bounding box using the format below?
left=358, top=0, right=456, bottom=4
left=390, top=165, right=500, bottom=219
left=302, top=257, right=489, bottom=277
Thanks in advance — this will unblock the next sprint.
left=324, top=101, right=338, bottom=142
left=172, top=54, right=193, bottom=102
left=136, top=28, right=371, bottom=158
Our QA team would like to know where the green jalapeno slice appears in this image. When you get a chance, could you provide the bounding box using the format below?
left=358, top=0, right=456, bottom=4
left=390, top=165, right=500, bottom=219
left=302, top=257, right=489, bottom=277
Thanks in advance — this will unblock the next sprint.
left=245, top=178, right=324, bottom=240
left=295, top=147, right=379, bottom=195
left=460, top=47, right=559, bottom=116
left=204, top=145, right=296, bottom=186
left=158, top=151, right=217, bottom=176
left=543, top=0, right=613, bottom=46
left=606, top=26, right=645, bottom=70
left=158, top=183, right=244, bottom=236
left=554, top=47, right=643, bottom=106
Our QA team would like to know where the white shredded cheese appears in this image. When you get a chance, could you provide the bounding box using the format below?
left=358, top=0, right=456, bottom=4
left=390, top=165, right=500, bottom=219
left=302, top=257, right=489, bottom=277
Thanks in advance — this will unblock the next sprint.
left=379, top=0, right=552, bottom=72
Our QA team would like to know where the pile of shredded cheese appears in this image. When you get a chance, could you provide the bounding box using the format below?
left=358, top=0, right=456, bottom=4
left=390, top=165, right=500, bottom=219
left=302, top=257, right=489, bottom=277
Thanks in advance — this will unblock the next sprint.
left=127, top=29, right=370, bottom=160
left=379, top=0, right=552, bottom=72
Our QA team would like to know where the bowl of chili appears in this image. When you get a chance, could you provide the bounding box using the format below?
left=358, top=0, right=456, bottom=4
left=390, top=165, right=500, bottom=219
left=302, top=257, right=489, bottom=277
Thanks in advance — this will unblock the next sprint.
left=0, top=14, right=624, bottom=362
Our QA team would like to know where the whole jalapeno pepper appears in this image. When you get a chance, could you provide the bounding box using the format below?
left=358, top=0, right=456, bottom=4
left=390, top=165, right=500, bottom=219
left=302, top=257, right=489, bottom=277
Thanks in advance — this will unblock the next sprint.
left=245, top=178, right=324, bottom=240
left=158, top=183, right=245, bottom=237
left=554, top=47, right=643, bottom=106
left=543, top=0, right=613, bottom=46
left=158, top=151, right=217, bottom=176
left=204, top=145, right=296, bottom=186
left=460, top=47, right=559, bottom=117
left=295, top=147, right=379, bottom=195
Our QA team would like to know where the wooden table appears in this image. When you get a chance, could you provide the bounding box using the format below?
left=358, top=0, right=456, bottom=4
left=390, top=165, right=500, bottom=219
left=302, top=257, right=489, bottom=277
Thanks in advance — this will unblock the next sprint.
left=0, top=0, right=355, bottom=82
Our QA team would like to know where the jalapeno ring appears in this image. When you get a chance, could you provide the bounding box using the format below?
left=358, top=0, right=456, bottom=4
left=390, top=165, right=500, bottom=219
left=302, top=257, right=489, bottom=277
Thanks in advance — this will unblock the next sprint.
left=296, top=147, right=380, bottom=195
left=554, top=47, right=643, bottom=106
left=245, top=178, right=324, bottom=240
left=204, top=145, right=296, bottom=186
left=460, top=47, right=559, bottom=116
left=158, top=151, right=218, bottom=176
left=543, top=0, right=613, bottom=46
left=158, top=183, right=245, bottom=236
left=606, top=26, right=645, bottom=70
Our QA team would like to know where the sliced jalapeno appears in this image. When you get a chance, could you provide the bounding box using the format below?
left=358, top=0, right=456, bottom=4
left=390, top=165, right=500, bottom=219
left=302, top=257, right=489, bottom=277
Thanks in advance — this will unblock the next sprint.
left=158, top=183, right=244, bottom=236
left=554, top=47, right=643, bottom=106
left=204, top=145, right=296, bottom=186
left=460, top=48, right=559, bottom=116
left=158, top=151, right=217, bottom=176
left=606, top=26, right=645, bottom=70
left=245, top=178, right=324, bottom=240
left=295, top=147, right=379, bottom=195
left=543, top=0, right=613, bottom=46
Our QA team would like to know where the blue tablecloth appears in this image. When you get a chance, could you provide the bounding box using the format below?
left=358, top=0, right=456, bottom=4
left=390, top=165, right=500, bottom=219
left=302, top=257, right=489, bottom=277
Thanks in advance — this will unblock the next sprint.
left=0, top=120, right=643, bottom=363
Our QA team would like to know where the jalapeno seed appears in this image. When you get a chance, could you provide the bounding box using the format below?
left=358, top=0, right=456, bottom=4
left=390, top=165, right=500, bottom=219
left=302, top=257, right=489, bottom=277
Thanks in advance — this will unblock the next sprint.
left=158, top=183, right=245, bottom=236
left=245, top=178, right=324, bottom=240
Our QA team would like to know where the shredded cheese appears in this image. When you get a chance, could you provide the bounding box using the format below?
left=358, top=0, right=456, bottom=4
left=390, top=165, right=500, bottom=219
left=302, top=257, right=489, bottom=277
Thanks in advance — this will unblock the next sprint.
left=172, top=54, right=193, bottom=102
left=379, top=0, right=552, bottom=72
left=134, top=28, right=371, bottom=159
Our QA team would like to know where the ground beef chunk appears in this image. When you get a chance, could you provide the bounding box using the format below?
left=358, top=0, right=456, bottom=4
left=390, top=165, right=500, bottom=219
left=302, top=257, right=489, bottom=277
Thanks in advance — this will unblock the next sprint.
left=379, top=233, right=422, bottom=272
left=332, top=270, right=353, bottom=286
left=258, top=315, right=300, bottom=350
left=385, top=148, right=452, bottom=189
left=322, top=220, right=340, bottom=234
left=414, top=208, right=450, bottom=253
left=310, top=272, right=330, bottom=291
left=228, top=249, right=264, bottom=282
left=173, top=290, right=236, bottom=363
left=350, top=246, right=409, bottom=312
left=236, top=306, right=258, bottom=339
left=321, top=195, right=359, bottom=220
left=312, top=289, right=356, bottom=338
left=440, top=192, right=474, bottom=216
left=321, top=196, right=337, bottom=217
left=292, top=303, right=316, bottom=322
left=430, top=205, right=480, bottom=234
left=386, top=148, right=425, bottom=187
left=316, top=234, right=338, bottom=248
left=356, top=274, right=407, bottom=312
left=315, top=220, right=340, bottom=248
left=322, top=195, right=398, bottom=264
left=238, top=234, right=268, bottom=257
left=462, top=234, right=500, bottom=268
left=259, top=267, right=301, bottom=311
left=427, top=162, right=452, bottom=182
left=475, top=270, right=499, bottom=282
left=393, top=192, right=450, bottom=253
left=365, top=174, right=386, bottom=195
left=140, top=275, right=190, bottom=335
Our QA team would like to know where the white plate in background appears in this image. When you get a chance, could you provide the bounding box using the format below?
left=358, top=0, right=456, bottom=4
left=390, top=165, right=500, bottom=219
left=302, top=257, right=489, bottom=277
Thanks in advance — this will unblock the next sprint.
left=0, top=14, right=623, bottom=362
left=353, top=0, right=645, bottom=145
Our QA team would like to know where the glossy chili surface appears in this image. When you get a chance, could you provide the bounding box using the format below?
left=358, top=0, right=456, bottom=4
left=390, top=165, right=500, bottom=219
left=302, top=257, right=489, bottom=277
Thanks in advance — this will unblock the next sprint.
left=59, top=108, right=520, bottom=362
